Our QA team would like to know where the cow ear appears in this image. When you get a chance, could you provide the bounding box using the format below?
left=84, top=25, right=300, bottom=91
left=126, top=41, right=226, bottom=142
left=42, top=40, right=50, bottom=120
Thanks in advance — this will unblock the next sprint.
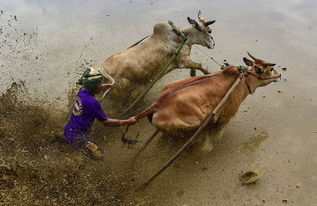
left=204, top=20, right=216, bottom=26
left=187, top=17, right=199, bottom=29
left=254, top=66, right=264, bottom=74
left=243, top=57, right=253, bottom=66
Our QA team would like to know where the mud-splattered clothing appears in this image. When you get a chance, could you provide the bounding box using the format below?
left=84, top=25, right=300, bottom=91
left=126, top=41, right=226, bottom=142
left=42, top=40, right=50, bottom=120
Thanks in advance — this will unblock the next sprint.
left=64, top=87, right=108, bottom=146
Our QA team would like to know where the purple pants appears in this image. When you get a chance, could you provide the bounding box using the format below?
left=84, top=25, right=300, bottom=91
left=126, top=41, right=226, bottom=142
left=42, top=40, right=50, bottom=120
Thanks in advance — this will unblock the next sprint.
left=64, top=126, right=90, bottom=147
left=64, top=126, right=104, bottom=159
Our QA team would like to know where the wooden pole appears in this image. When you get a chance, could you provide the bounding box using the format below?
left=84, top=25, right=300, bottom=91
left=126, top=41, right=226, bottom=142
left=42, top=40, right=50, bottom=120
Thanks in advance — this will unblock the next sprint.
left=140, top=75, right=243, bottom=188
left=133, top=129, right=160, bottom=161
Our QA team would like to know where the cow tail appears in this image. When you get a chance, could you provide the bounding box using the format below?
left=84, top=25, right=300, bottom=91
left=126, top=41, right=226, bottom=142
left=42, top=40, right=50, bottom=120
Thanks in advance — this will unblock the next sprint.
left=147, top=113, right=154, bottom=123
left=135, top=102, right=158, bottom=121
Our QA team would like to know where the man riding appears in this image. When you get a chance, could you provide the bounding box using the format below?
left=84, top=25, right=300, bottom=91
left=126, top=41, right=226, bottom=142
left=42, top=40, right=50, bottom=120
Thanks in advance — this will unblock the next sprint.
left=64, top=68, right=137, bottom=160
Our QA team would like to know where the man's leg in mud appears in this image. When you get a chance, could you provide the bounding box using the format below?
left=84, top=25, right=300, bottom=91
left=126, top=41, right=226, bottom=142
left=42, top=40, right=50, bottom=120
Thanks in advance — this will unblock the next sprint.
left=68, top=134, right=106, bottom=161
left=85, top=141, right=105, bottom=160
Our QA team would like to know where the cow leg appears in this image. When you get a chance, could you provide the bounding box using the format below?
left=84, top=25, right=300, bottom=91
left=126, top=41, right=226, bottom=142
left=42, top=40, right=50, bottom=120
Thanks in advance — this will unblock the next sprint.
left=201, top=133, right=214, bottom=152
left=163, top=60, right=210, bottom=77
left=213, top=129, right=224, bottom=141
left=163, top=65, right=177, bottom=76
left=201, top=128, right=224, bottom=152
left=181, top=59, right=209, bottom=75
left=190, top=69, right=196, bottom=77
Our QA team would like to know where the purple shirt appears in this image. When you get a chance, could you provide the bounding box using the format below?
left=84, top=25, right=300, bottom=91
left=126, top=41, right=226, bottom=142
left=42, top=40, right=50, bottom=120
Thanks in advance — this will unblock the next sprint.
left=64, top=87, right=108, bottom=143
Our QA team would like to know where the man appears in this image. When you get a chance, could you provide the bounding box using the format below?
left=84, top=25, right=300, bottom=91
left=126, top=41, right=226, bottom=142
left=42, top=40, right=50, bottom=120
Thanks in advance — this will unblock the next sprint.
left=64, top=68, right=136, bottom=160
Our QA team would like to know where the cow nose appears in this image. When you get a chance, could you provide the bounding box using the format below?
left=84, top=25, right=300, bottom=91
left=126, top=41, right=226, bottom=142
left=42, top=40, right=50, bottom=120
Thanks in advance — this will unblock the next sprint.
left=274, top=74, right=281, bottom=82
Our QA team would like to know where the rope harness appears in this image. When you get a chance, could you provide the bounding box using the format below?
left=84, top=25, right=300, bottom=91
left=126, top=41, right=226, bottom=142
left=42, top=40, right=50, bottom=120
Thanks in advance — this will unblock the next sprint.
left=244, top=67, right=282, bottom=94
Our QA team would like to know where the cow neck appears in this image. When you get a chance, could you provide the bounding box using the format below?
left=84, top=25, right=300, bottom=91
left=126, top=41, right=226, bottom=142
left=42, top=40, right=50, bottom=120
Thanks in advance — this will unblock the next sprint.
left=181, top=28, right=196, bottom=45
left=243, top=73, right=260, bottom=95
left=216, top=73, right=250, bottom=108
left=242, top=76, right=252, bottom=95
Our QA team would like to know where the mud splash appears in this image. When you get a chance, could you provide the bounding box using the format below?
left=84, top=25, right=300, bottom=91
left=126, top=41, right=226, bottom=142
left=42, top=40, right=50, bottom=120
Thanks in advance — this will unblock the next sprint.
left=0, top=82, right=143, bottom=206
left=241, top=131, right=268, bottom=153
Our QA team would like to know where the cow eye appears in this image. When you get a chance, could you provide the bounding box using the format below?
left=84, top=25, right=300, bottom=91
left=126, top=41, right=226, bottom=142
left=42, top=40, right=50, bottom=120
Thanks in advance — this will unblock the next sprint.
left=270, top=68, right=274, bottom=71
left=254, top=66, right=264, bottom=74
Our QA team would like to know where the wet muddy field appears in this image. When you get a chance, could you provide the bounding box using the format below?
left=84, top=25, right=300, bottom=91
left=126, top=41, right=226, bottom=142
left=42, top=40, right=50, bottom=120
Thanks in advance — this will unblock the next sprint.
left=0, top=0, right=317, bottom=205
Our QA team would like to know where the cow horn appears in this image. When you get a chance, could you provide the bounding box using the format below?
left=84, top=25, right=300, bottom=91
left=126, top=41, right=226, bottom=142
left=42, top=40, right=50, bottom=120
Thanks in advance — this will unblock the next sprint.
left=247, top=52, right=258, bottom=61
left=205, top=20, right=216, bottom=26
left=264, top=63, right=276, bottom=67
left=198, top=10, right=202, bottom=20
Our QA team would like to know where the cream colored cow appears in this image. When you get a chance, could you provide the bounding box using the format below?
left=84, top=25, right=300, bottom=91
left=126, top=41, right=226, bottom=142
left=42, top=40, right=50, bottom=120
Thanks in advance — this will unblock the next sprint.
left=101, top=11, right=216, bottom=104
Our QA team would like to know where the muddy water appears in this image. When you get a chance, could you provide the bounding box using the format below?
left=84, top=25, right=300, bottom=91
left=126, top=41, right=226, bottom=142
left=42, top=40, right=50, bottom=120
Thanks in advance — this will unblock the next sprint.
left=1, top=0, right=317, bottom=206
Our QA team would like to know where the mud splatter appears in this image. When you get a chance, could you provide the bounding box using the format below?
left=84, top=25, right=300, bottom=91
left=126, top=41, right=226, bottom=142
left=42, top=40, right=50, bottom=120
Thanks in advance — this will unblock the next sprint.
left=0, top=82, right=144, bottom=206
left=241, top=131, right=268, bottom=153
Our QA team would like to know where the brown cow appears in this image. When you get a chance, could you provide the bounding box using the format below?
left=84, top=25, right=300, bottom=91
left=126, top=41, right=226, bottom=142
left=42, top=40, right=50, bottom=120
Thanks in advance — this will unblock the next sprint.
left=101, top=11, right=216, bottom=103
left=135, top=53, right=281, bottom=151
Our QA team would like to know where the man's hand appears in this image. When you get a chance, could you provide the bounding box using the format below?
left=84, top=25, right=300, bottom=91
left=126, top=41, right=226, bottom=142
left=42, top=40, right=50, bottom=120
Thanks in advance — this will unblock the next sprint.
left=126, top=116, right=137, bottom=125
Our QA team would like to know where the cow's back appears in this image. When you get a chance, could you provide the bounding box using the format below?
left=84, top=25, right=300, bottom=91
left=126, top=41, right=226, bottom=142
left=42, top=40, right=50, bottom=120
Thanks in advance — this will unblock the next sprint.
left=101, top=22, right=179, bottom=83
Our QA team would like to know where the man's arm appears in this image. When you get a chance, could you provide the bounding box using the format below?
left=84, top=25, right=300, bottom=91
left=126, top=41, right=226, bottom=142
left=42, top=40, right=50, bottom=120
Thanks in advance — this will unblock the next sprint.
left=102, top=116, right=136, bottom=126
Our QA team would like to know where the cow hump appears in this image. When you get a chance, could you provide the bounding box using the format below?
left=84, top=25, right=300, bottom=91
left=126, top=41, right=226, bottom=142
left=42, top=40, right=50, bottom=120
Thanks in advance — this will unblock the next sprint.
left=153, top=22, right=172, bottom=36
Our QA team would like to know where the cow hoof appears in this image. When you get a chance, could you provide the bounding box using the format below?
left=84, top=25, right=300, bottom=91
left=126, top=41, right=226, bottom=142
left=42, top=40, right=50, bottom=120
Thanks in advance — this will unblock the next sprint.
left=201, top=141, right=214, bottom=153
left=190, top=69, right=196, bottom=77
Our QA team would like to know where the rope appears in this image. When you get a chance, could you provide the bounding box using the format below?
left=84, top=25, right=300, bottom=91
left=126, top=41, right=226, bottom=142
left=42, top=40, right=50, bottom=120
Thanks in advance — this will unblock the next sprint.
left=193, top=45, right=222, bottom=67
left=155, top=73, right=225, bottom=103
left=133, top=71, right=228, bottom=121
left=127, top=35, right=149, bottom=49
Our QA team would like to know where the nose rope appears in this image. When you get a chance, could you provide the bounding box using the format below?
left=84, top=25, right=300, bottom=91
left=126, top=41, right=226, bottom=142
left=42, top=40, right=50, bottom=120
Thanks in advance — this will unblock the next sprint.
left=193, top=45, right=222, bottom=67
